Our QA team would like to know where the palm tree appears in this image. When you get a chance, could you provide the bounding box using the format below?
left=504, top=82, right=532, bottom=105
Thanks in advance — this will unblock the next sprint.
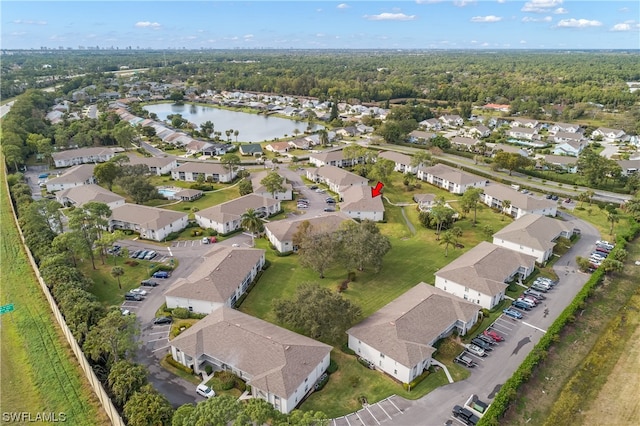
left=240, top=209, right=264, bottom=246
left=607, top=211, right=619, bottom=236
left=111, top=266, right=125, bottom=289
left=234, top=129, right=239, bottom=143
left=318, top=129, right=329, bottom=147
left=585, top=190, right=595, bottom=206
left=501, top=199, right=511, bottom=221
left=440, top=230, right=458, bottom=257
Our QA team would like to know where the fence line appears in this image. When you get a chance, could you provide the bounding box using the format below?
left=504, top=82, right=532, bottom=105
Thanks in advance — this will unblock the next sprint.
left=4, top=171, right=126, bottom=426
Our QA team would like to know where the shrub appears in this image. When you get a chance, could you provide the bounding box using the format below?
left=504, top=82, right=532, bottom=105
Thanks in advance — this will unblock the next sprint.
left=172, top=308, right=190, bottom=319
left=207, top=229, right=218, bottom=236
left=262, top=260, right=271, bottom=270
left=215, top=371, right=236, bottom=390
left=204, top=365, right=213, bottom=375
left=337, top=280, right=349, bottom=293
left=164, top=354, right=194, bottom=375
left=348, top=271, right=356, bottom=282
left=403, top=369, right=430, bottom=391
left=164, top=232, right=180, bottom=241
left=341, top=343, right=356, bottom=355
left=327, top=359, right=338, bottom=374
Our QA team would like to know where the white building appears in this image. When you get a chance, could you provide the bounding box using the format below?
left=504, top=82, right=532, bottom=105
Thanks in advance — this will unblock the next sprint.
left=109, top=204, right=188, bottom=241
left=308, top=149, right=363, bottom=168
left=435, top=242, right=536, bottom=309
left=52, top=147, right=124, bottom=168
left=417, top=164, right=487, bottom=195
left=165, top=246, right=265, bottom=313
left=348, top=283, right=479, bottom=384
left=264, top=212, right=351, bottom=253
left=305, top=166, right=369, bottom=197
left=378, top=151, right=417, bottom=174
left=45, top=164, right=96, bottom=192
left=170, top=307, right=331, bottom=414
left=493, top=214, right=575, bottom=264
left=338, top=185, right=385, bottom=222
left=250, top=171, right=293, bottom=201
left=482, top=184, right=557, bottom=218
left=126, top=155, right=178, bottom=175
left=171, top=162, right=236, bottom=183
left=195, top=194, right=281, bottom=234
left=56, top=184, right=125, bottom=209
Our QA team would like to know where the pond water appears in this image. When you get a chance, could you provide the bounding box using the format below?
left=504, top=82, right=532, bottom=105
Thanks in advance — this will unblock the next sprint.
left=143, top=103, right=323, bottom=143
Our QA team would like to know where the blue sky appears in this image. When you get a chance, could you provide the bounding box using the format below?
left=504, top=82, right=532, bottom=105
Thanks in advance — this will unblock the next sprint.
left=2, top=1, right=639, bottom=50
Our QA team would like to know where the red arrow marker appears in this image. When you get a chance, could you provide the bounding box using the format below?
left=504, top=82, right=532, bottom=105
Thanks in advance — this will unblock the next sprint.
left=371, top=181, right=384, bottom=198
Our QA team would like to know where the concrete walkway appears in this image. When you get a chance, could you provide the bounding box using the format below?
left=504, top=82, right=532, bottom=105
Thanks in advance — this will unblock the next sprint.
left=431, top=360, right=454, bottom=384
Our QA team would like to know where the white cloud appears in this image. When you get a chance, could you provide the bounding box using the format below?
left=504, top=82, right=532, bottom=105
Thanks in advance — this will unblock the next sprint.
left=10, top=31, right=27, bottom=36
left=243, top=34, right=254, bottom=39
left=522, top=0, right=563, bottom=13
left=364, top=13, right=416, bottom=21
left=13, top=19, right=47, bottom=25
left=415, top=0, right=444, bottom=4
left=520, top=40, right=527, bottom=44
left=611, top=23, right=631, bottom=31
left=610, top=21, right=639, bottom=32
left=135, top=21, right=161, bottom=29
left=497, top=0, right=507, bottom=3
left=316, top=33, right=325, bottom=37
left=557, top=18, right=602, bottom=28
left=454, top=0, right=477, bottom=7
left=554, top=8, right=568, bottom=14
left=522, top=16, right=552, bottom=22
left=337, top=3, right=350, bottom=9
left=471, top=15, right=502, bottom=23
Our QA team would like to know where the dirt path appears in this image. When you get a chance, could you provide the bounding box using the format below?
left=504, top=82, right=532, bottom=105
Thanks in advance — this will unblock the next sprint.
left=400, top=207, right=416, bottom=235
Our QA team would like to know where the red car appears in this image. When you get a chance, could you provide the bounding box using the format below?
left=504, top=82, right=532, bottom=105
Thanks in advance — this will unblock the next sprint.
left=483, top=329, right=505, bottom=342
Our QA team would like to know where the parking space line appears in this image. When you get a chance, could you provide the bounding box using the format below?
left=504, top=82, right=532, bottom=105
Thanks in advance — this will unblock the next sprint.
left=149, top=337, right=169, bottom=343
left=152, top=345, right=170, bottom=353
left=463, top=351, right=485, bottom=362
left=387, top=397, right=403, bottom=414
left=522, top=321, right=547, bottom=333
left=149, top=331, right=169, bottom=335
left=378, top=402, right=392, bottom=420
left=365, top=406, right=380, bottom=425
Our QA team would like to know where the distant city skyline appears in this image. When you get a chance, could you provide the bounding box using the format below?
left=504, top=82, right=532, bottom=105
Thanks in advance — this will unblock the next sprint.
left=2, top=1, right=639, bottom=50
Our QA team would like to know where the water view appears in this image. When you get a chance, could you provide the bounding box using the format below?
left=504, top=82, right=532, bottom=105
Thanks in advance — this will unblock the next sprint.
left=143, top=103, right=324, bottom=143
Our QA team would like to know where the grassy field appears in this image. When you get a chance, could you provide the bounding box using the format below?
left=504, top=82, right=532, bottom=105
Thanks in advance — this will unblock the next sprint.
left=0, top=172, right=109, bottom=425
left=501, top=237, right=640, bottom=425
left=239, top=172, right=513, bottom=415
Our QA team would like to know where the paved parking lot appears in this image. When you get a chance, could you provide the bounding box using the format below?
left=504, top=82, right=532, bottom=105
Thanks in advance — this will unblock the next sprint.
left=331, top=395, right=412, bottom=426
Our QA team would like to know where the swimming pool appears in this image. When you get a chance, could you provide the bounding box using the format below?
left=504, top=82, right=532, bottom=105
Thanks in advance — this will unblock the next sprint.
left=158, top=188, right=177, bottom=198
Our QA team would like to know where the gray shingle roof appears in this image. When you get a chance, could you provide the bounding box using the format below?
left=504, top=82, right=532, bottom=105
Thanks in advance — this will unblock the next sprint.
left=165, top=246, right=265, bottom=303
left=493, top=214, right=574, bottom=252
left=170, top=307, right=332, bottom=399
left=482, top=184, right=557, bottom=212
left=339, top=185, right=384, bottom=213
left=46, top=164, right=95, bottom=184
left=264, top=212, right=351, bottom=243
left=56, top=184, right=124, bottom=206
left=195, top=194, right=280, bottom=224
left=378, top=150, right=412, bottom=165
left=436, top=242, right=536, bottom=296
left=348, top=283, right=479, bottom=368
left=110, top=204, right=187, bottom=230
left=420, top=163, right=486, bottom=186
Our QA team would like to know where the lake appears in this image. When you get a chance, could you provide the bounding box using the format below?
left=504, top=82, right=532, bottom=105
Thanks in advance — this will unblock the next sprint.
left=143, top=103, right=323, bottom=143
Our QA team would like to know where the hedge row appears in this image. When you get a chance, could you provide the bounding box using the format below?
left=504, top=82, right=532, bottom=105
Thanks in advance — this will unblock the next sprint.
left=478, top=223, right=640, bottom=426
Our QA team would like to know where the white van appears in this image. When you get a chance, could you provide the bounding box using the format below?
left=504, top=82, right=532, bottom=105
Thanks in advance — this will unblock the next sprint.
left=196, top=384, right=215, bottom=398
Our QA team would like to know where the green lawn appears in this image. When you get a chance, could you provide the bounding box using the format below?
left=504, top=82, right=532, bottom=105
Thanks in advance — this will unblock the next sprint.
left=83, top=255, right=165, bottom=306
left=0, top=172, right=108, bottom=425
left=238, top=171, right=516, bottom=416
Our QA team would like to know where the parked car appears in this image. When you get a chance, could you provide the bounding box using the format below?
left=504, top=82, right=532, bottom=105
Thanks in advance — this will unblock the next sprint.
left=196, top=384, right=216, bottom=399
left=137, top=250, right=149, bottom=259
left=454, top=353, right=477, bottom=367
left=297, top=203, right=308, bottom=209
left=521, top=295, right=540, bottom=305
left=503, top=308, right=524, bottom=319
left=120, top=308, right=130, bottom=316
left=512, top=300, right=532, bottom=311
left=523, top=289, right=546, bottom=300
left=532, top=281, right=552, bottom=291
left=140, top=279, right=159, bottom=287
left=471, top=338, right=493, bottom=352
left=323, top=207, right=335, bottom=212
left=466, top=344, right=486, bottom=357
left=153, top=316, right=173, bottom=325
left=315, top=188, right=326, bottom=193
left=309, top=185, right=318, bottom=190
left=536, top=276, right=557, bottom=285
left=130, top=250, right=141, bottom=258
left=476, top=334, right=498, bottom=345
left=298, top=198, right=309, bottom=203
left=152, top=271, right=170, bottom=279
left=452, top=405, right=479, bottom=425
left=516, top=296, right=536, bottom=308
left=325, top=197, right=336, bottom=204
left=530, top=283, right=550, bottom=292
left=124, top=292, right=143, bottom=301
left=130, top=288, right=147, bottom=296
left=551, top=195, right=559, bottom=201
left=144, top=251, right=157, bottom=260
left=595, top=246, right=611, bottom=254
left=202, top=237, right=210, bottom=244
left=483, top=329, right=505, bottom=342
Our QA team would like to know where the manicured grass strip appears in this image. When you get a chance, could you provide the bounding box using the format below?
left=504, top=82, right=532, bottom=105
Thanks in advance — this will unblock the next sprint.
left=0, top=172, right=108, bottom=425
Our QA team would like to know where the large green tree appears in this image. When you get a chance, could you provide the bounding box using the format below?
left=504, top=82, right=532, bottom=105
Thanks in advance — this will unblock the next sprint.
left=108, top=360, right=148, bottom=407
left=274, top=283, right=362, bottom=342
left=293, top=221, right=338, bottom=278
left=493, top=152, right=532, bottom=176
left=94, top=161, right=120, bottom=191
left=123, top=385, right=173, bottom=426
left=220, top=153, right=240, bottom=181
left=338, top=220, right=391, bottom=273
left=260, top=171, right=286, bottom=198
left=460, top=187, right=482, bottom=225
left=83, top=309, right=139, bottom=365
